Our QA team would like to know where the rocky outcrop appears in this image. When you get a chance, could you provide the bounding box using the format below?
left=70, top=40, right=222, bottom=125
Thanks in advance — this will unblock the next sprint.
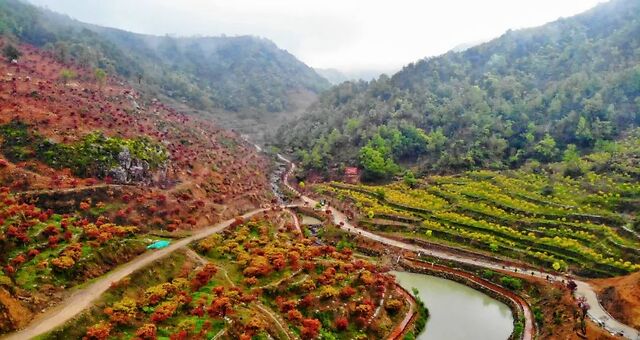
left=107, top=148, right=167, bottom=185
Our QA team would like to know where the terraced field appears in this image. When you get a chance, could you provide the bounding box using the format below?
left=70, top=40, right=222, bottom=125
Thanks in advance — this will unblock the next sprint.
left=315, top=170, right=640, bottom=278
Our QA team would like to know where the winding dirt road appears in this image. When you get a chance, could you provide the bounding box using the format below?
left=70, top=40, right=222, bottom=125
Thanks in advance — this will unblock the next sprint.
left=2, top=208, right=266, bottom=340
left=277, top=153, right=640, bottom=340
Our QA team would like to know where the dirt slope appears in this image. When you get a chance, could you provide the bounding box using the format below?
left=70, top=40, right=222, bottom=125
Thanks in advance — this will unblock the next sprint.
left=591, top=272, right=640, bottom=331
left=0, top=39, right=271, bottom=228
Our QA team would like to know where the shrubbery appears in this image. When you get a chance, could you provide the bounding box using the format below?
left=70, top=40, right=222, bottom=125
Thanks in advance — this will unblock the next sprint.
left=0, top=120, right=167, bottom=178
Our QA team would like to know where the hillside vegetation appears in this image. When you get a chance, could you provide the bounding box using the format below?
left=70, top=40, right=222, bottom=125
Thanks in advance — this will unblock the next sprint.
left=0, top=40, right=270, bottom=220
left=275, top=0, right=640, bottom=179
left=312, top=132, right=640, bottom=278
left=46, top=211, right=417, bottom=340
left=0, top=0, right=330, bottom=139
left=0, top=31, right=273, bottom=335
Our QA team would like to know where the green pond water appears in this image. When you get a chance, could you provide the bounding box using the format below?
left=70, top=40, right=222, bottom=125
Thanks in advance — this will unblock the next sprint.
left=300, top=214, right=322, bottom=225
left=392, top=271, right=514, bottom=340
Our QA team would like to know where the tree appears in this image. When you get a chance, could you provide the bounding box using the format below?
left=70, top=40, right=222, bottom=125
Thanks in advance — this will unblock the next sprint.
left=94, top=68, right=107, bottom=89
left=566, top=280, right=577, bottom=292
left=191, top=263, right=217, bottom=290
left=84, top=321, right=111, bottom=340
left=359, top=146, right=399, bottom=181
left=51, top=256, right=75, bottom=270
left=59, top=69, right=76, bottom=85
left=135, top=323, right=157, bottom=340
left=534, top=134, right=558, bottom=161
left=339, top=286, right=356, bottom=299
left=208, top=296, right=233, bottom=317
left=3, top=44, right=20, bottom=61
left=384, top=299, right=404, bottom=314
left=575, top=116, right=593, bottom=146
left=576, top=296, right=590, bottom=334
left=403, top=170, right=418, bottom=188
left=335, top=317, right=348, bottom=331
left=106, top=297, right=138, bottom=325
left=301, top=318, right=321, bottom=339
left=499, top=276, right=522, bottom=291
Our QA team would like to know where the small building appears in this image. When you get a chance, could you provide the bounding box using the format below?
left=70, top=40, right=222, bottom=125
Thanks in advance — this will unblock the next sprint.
left=344, top=167, right=360, bottom=184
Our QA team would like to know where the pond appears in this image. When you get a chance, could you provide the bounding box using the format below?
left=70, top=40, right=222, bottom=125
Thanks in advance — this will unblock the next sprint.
left=300, top=214, right=322, bottom=225
left=392, top=271, right=514, bottom=340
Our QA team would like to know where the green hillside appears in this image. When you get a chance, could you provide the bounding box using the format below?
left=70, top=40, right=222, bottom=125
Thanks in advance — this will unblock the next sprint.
left=275, top=0, right=640, bottom=180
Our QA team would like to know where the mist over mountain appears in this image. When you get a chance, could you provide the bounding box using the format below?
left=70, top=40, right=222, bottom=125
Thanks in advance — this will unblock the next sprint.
left=315, top=67, right=399, bottom=85
left=0, top=0, right=330, bottom=140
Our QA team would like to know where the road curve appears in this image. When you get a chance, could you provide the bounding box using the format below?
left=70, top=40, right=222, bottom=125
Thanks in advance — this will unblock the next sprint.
left=2, top=208, right=266, bottom=340
left=276, top=153, right=640, bottom=340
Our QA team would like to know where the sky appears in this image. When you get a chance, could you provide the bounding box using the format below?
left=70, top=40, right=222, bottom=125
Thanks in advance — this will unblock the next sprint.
left=27, top=0, right=604, bottom=72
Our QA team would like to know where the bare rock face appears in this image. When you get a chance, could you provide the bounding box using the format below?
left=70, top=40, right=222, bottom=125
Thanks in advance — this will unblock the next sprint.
left=107, top=166, right=128, bottom=184
left=117, top=148, right=133, bottom=169
left=107, top=148, right=155, bottom=184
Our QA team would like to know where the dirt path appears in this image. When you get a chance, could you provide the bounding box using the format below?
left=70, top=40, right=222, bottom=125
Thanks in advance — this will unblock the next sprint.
left=2, top=208, right=266, bottom=340
left=277, top=154, right=640, bottom=340
left=284, top=208, right=302, bottom=236
left=255, top=302, right=294, bottom=340
left=13, top=184, right=126, bottom=197
left=388, top=286, right=417, bottom=340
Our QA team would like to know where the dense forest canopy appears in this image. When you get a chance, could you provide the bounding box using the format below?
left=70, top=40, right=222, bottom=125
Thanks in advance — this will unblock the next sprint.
left=274, top=0, right=640, bottom=181
left=0, top=0, right=329, bottom=114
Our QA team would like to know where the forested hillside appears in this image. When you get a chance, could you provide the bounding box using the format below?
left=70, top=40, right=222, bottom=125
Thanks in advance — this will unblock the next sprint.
left=275, top=0, right=640, bottom=180
left=0, top=0, right=330, bottom=138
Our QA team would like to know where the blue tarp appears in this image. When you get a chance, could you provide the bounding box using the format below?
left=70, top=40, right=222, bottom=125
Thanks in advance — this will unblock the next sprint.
left=147, top=240, right=170, bottom=249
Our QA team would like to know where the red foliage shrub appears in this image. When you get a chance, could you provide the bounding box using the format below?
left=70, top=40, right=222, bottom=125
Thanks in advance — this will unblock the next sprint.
left=335, top=317, right=348, bottom=331
left=299, top=295, right=315, bottom=308
left=243, top=277, right=258, bottom=286
left=135, top=323, right=157, bottom=340
left=48, top=235, right=59, bottom=247
left=27, top=249, right=40, bottom=258
left=287, top=309, right=303, bottom=322
left=301, top=318, right=321, bottom=339
left=4, top=265, right=16, bottom=275
left=212, top=286, right=225, bottom=296
left=191, top=263, right=217, bottom=290
left=190, top=305, right=205, bottom=317
left=207, top=296, right=232, bottom=317
left=83, top=321, right=111, bottom=340
left=79, top=201, right=91, bottom=211
left=11, top=254, right=26, bottom=266
left=340, top=286, right=356, bottom=299
left=169, top=330, right=188, bottom=340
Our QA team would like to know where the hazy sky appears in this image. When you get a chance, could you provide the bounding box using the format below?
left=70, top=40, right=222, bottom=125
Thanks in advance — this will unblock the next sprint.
left=28, top=0, right=604, bottom=72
